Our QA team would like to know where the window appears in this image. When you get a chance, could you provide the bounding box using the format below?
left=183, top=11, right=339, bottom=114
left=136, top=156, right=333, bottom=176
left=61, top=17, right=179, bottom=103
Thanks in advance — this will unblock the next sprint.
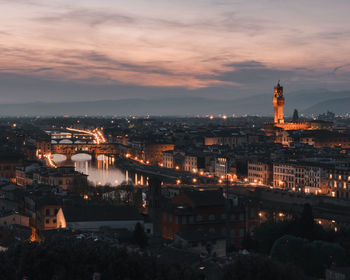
left=54, top=209, right=59, bottom=215
left=45, top=219, right=50, bottom=224
left=45, top=209, right=50, bottom=216
left=221, top=214, right=226, bottom=220
left=53, top=219, right=57, bottom=224
left=175, top=216, right=178, bottom=224
left=240, top=229, right=244, bottom=237
left=182, top=216, right=187, bottom=224
left=189, top=216, right=194, bottom=224
left=209, top=214, right=215, bottom=221
left=196, top=215, right=203, bottom=222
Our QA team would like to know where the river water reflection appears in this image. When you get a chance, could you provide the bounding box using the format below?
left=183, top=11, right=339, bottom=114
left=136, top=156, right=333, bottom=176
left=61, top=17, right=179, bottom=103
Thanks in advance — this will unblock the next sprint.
left=52, top=154, right=125, bottom=186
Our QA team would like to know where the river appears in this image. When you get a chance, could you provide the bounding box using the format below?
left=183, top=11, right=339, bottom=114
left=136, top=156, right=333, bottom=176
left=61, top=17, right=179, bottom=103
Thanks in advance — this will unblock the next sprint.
left=52, top=154, right=126, bottom=186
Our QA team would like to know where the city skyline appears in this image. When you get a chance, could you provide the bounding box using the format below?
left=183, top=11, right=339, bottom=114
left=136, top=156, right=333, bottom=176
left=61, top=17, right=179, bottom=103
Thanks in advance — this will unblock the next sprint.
left=0, top=0, right=350, bottom=104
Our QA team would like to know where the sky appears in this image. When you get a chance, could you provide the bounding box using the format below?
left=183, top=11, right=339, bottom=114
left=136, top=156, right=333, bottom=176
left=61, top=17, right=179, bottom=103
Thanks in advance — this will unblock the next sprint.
left=0, top=0, right=349, bottom=103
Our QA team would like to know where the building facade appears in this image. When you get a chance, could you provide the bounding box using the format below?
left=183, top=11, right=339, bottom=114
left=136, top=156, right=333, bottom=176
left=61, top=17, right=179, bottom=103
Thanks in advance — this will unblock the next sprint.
left=161, top=190, right=259, bottom=248
left=248, top=160, right=272, bottom=185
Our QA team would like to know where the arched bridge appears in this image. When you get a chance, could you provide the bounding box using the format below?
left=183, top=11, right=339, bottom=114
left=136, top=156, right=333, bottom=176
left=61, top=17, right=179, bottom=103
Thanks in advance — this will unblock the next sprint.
left=51, top=143, right=120, bottom=160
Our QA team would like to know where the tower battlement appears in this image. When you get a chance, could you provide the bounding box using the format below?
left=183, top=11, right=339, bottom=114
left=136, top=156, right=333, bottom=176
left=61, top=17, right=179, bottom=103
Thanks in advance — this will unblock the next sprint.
left=273, top=81, right=285, bottom=124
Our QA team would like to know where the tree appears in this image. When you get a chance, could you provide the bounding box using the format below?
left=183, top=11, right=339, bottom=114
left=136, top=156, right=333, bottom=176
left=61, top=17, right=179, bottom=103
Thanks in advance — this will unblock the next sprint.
left=270, top=235, right=346, bottom=277
left=132, top=222, right=148, bottom=248
left=224, top=254, right=304, bottom=280
left=241, top=234, right=258, bottom=251
left=253, top=220, right=290, bottom=254
left=292, top=109, right=299, bottom=123
left=0, top=236, right=201, bottom=280
left=299, top=203, right=314, bottom=236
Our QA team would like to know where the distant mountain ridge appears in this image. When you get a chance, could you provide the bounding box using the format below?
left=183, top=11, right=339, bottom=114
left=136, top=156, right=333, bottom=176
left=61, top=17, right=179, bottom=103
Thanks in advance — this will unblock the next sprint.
left=0, top=89, right=348, bottom=116
left=303, top=97, right=350, bottom=114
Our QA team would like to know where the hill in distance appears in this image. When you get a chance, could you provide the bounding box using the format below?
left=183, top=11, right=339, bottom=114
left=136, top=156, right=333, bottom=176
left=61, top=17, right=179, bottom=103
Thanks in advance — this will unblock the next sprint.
left=0, top=89, right=348, bottom=116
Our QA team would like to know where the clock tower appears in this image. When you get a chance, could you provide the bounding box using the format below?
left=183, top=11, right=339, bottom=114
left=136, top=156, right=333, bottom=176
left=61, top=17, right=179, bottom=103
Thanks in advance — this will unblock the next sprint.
left=273, top=81, right=285, bottom=124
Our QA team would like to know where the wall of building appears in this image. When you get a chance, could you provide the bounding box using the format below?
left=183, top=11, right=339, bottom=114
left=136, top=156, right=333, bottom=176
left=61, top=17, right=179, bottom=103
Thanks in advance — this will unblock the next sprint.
left=0, top=213, right=30, bottom=227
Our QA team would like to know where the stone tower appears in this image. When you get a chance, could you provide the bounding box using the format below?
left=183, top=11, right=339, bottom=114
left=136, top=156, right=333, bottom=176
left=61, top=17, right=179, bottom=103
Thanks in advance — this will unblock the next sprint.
left=272, top=81, right=285, bottom=124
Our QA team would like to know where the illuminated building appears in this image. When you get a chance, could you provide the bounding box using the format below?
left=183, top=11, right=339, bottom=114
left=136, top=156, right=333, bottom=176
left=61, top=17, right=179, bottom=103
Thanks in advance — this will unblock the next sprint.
left=16, top=165, right=88, bottom=190
left=265, top=82, right=333, bottom=137
left=327, top=168, right=350, bottom=199
left=144, top=143, right=175, bottom=165
left=273, top=162, right=327, bottom=194
left=248, top=160, right=272, bottom=185
left=272, top=81, right=285, bottom=124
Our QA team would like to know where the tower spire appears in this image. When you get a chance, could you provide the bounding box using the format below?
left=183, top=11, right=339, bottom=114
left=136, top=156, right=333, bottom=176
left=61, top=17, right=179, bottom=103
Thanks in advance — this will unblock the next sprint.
left=272, top=82, right=285, bottom=124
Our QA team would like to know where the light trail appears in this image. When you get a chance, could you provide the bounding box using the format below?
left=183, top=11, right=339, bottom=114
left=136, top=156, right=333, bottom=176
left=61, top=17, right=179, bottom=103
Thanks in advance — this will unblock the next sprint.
left=66, top=127, right=106, bottom=144
left=44, top=153, right=57, bottom=168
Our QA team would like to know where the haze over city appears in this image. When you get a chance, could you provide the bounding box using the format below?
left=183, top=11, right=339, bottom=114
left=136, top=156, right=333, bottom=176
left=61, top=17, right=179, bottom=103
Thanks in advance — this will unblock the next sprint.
left=0, top=0, right=350, bottom=115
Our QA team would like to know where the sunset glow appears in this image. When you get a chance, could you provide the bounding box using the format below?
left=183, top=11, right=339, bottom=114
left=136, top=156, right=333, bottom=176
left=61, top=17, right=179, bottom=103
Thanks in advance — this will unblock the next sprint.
left=0, top=0, right=349, bottom=103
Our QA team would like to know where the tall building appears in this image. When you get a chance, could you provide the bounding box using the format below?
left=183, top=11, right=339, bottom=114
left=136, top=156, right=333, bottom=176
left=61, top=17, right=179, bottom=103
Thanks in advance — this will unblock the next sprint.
left=265, top=82, right=332, bottom=137
left=273, top=81, right=285, bottom=124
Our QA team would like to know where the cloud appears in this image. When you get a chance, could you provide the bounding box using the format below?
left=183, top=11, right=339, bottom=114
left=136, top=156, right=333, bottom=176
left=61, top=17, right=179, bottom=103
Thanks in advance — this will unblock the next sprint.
left=32, top=6, right=268, bottom=37
left=35, top=9, right=135, bottom=27
left=32, top=67, right=54, bottom=72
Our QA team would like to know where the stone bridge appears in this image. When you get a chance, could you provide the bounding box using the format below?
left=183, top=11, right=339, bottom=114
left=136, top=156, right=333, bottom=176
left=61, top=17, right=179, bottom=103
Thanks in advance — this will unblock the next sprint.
left=51, top=143, right=120, bottom=160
